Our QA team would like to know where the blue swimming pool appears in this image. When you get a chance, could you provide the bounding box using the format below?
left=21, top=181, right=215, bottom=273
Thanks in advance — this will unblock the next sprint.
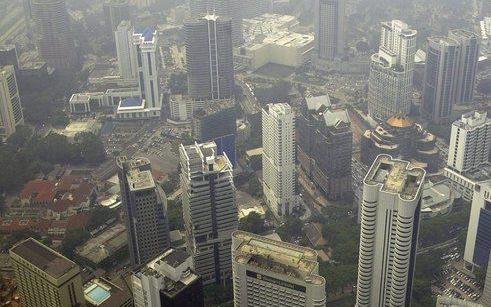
left=86, top=285, right=110, bottom=303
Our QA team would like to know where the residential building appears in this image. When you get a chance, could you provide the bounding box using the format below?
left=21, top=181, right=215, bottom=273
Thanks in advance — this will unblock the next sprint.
left=117, top=157, right=170, bottom=266
left=115, top=21, right=138, bottom=81
left=464, top=181, right=491, bottom=269
left=180, top=141, right=238, bottom=285
left=132, top=248, right=204, bottom=307
left=368, top=20, right=417, bottom=120
left=262, top=103, right=296, bottom=218
left=31, top=0, right=76, bottom=71
left=185, top=14, right=235, bottom=101
left=0, top=65, right=24, bottom=140
left=189, top=0, right=243, bottom=46
left=448, top=29, right=480, bottom=104
left=314, top=0, right=345, bottom=60
left=103, top=0, right=131, bottom=35
left=421, top=36, right=460, bottom=123
left=297, top=95, right=352, bottom=200
left=10, top=238, right=85, bottom=307
left=447, top=111, right=491, bottom=174
left=232, top=230, right=326, bottom=307
left=361, top=115, right=440, bottom=172
left=356, top=155, right=426, bottom=307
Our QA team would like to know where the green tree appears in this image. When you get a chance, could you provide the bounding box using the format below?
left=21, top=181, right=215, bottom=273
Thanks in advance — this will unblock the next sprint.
left=246, top=176, right=263, bottom=198
left=276, top=216, right=303, bottom=241
left=7, top=126, right=32, bottom=148
left=61, top=228, right=90, bottom=259
left=87, top=207, right=117, bottom=231
left=239, top=212, right=264, bottom=234
left=75, top=132, right=106, bottom=164
left=167, top=199, right=184, bottom=231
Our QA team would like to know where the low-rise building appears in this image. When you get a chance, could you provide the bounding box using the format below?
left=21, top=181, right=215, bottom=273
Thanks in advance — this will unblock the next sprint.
left=75, top=223, right=128, bottom=268
left=83, top=277, right=133, bottom=307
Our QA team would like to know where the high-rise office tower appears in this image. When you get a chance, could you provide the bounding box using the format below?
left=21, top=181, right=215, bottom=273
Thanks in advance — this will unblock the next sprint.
left=297, top=96, right=353, bottom=200
left=482, top=252, right=491, bottom=306
left=179, top=141, right=238, bottom=285
left=189, top=0, right=244, bottom=46
left=117, top=157, right=170, bottom=266
left=131, top=0, right=155, bottom=9
left=232, top=231, right=327, bottom=307
left=0, top=45, right=19, bottom=73
left=448, top=29, right=480, bottom=104
left=241, top=0, right=273, bottom=18
left=447, top=111, right=491, bottom=174
left=31, top=0, right=75, bottom=71
left=421, top=36, right=460, bottom=124
left=133, top=28, right=161, bottom=112
left=104, top=0, right=131, bottom=35
left=10, top=238, right=85, bottom=307
left=314, top=0, right=345, bottom=60
left=464, top=181, right=491, bottom=269
left=368, top=20, right=417, bottom=120
left=356, top=155, right=426, bottom=307
left=262, top=103, right=296, bottom=218
left=132, top=248, right=204, bottom=307
left=0, top=66, right=24, bottom=141
left=185, top=14, right=235, bottom=100
left=115, top=21, right=138, bottom=80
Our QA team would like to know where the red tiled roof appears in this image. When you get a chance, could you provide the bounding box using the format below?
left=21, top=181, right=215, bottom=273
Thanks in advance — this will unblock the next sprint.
left=19, top=180, right=56, bottom=202
left=67, top=212, right=89, bottom=230
left=0, top=219, right=37, bottom=233
left=50, top=199, right=73, bottom=213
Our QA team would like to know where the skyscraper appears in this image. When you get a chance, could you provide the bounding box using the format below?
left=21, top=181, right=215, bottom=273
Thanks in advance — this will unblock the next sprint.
left=31, top=0, right=76, bottom=71
left=185, top=14, right=235, bottom=100
left=356, top=155, right=426, bottom=307
left=132, top=248, right=204, bottom=307
left=131, top=0, right=155, bottom=9
left=447, top=111, right=491, bottom=174
left=117, top=157, right=170, bottom=266
left=262, top=103, right=296, bottom=218
left=0, top=45, right=19, bottom=73
left=133, top=28, right=161, bottom=112
left=0, top=65, right=24, bottom=140
left=314, top=0, right=345, bottom=60
left=464, top=181, right=491, bottom=269
left=115, top=21, right=138, bottom=80
left=189, top=0, right=244, bottom=46
left=421, top=36, right=460, bottom=124
left=179, top=141, right=238, bottom=285
left=10, top=238, right=85, bottom=307
left=297, top=95, right=353, bottom=200
left=103, top=0, right=131, bottom=35
left=368, top=20, right=417, bottom=120
left=448, top=29, right=480, bottom=104
left=232, top=231, right=327, bottom=307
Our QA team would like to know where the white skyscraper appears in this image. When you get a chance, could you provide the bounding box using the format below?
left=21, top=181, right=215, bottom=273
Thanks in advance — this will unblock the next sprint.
left=314, top=0, right=345, bottom=60
left=463, top=181, right=491, bottom=270
left=132, top=248, right=203, bottom=307
left=180, top=141, right=238, bottom=285
left=115, top=21, right=138, bottom=81
left=368, top=20, right=417, bottom=120
left=356, top=155, right=425, bottom=307
left=262, top=103, right=296, bottom=218
left=447, top=111, right=491, bottom=174
left=0, top=65, right=23, bottom=140
left=232, top=231, right=326, bottom=307
left=133, top=28, right=160, bottom=112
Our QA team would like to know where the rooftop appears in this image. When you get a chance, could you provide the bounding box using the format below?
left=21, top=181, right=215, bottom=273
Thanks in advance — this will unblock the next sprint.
left=76, top=224, right=127, bottom=265
left=365, top=155, right=425, bottom=200
left=161, top=249, right=189, bottom=269
left=84, top=278, right=132, bottom=307
left=233, top=231, right=325, bottom=286
left=454, top=110, right=490, bottom=130
left=10, top=238, right=77, bottom=279
left=181, top=141, right=233, bottom=175
left=428, top=36, right=459, bottom=47
left=127, top=169, right=155, bottom=191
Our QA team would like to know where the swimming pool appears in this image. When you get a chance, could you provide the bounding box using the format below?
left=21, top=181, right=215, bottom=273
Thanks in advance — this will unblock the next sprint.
left=85, top=284, right=111, bottom=304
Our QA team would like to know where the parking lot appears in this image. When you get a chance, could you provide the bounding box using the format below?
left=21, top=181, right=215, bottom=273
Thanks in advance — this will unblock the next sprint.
left=432, top=248, right=482, bottom=302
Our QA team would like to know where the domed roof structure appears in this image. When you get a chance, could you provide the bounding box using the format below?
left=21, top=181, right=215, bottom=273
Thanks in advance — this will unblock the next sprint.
left=386, top=114, right=413, bottom=128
